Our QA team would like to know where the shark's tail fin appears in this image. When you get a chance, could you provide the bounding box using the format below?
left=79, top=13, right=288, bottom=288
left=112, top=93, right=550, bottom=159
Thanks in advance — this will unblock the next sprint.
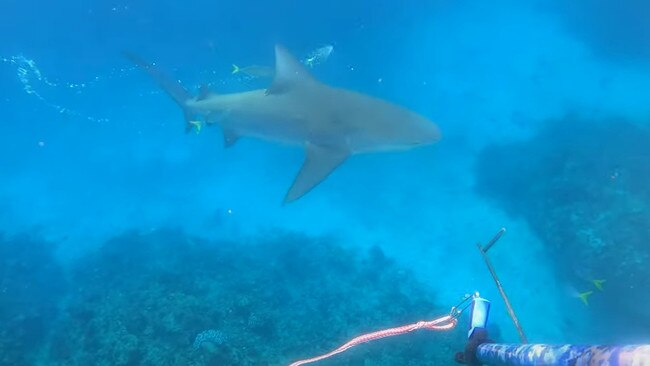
left=125, top=52, right=196, bottom=133
left=231, top=64, right=241, bottom=74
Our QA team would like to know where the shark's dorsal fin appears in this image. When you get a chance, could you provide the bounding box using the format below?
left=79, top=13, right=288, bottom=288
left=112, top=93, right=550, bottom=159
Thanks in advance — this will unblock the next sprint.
left=284, top=143, right=349, bottom=203
left=267, top=45, right=316, bottom=95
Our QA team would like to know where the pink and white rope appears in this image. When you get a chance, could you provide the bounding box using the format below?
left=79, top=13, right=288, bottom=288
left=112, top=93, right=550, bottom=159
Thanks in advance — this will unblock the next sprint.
left=288, top=315, right=457, bottom=366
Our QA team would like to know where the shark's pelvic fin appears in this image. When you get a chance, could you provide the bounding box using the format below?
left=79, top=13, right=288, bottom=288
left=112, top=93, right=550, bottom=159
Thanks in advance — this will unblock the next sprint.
left=284, top=143, right=349, bottom=203
left=198, top=84, right=211, bottom=101
left=267, top=45, right=317, bottom=95
left=223, top=128, right=240, bottom=148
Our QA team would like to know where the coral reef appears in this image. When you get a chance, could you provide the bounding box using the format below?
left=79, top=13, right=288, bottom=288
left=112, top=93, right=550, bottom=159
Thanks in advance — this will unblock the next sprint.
left=37, top=229, right=460, bottom=365
left=0, top=233, right=67, bottom=366
left=475, top=116, right=650, bottom=338
left=193, top=329, right=227, bottom=350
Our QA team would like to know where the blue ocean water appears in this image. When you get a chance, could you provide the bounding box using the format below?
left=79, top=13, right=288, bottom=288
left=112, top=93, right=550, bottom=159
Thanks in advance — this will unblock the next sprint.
left=1, top=0, right=649, bottom=365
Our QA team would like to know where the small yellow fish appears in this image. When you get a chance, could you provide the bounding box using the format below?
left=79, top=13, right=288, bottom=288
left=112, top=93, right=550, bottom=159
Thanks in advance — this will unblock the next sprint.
left=592, top=279, right=606, bottom=291
left=231, top=64, right=274, bottom=78
left=188, top=120, right=202, bottom=134
left=578, top=291, right=593, bottom=306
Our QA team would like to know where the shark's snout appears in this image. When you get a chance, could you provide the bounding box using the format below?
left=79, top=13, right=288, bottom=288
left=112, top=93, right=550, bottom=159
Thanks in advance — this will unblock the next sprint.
left=406, top=119, right=442, bottom=147
left=375, top=119, right=441, bottom=152
left=417, top=122, right=442, bottom=145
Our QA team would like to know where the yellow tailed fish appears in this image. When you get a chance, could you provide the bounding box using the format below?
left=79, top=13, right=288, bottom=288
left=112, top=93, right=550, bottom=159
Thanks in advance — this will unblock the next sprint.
left=592, top=279, right=606, bottom=291
left=578, top=291, right=593, bottom=306
left=188, top=120, right=202, bottom=134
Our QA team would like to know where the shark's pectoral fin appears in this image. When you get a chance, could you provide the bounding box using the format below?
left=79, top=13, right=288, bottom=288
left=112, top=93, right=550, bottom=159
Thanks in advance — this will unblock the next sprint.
left=223, top=128, right=240, bottom=148
left=284, top=143, right=349, bottom=203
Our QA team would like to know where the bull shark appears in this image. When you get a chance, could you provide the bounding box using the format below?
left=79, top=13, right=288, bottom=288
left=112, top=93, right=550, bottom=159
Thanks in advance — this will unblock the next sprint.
left=128, top=45, right=441, bottom=203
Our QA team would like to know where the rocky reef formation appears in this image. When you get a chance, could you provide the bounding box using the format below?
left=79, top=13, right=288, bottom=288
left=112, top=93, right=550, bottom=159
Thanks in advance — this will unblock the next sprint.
left=475, top=116, right=650, bottom=339
left=0, top=234, right=67, bottom=365
left=36, top=229, right=459, bottom=365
